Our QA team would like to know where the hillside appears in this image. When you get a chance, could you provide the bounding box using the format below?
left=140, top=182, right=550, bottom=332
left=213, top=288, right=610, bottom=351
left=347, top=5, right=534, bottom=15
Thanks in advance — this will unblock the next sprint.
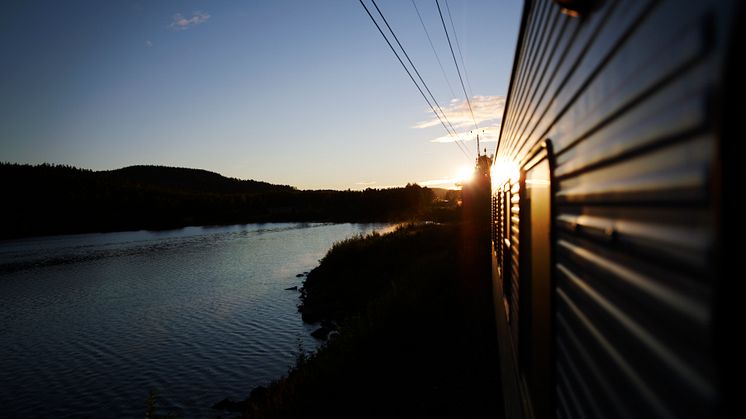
left=104, top=165, right=295, bottom=194
left=0, top=163, right=458, bottom=238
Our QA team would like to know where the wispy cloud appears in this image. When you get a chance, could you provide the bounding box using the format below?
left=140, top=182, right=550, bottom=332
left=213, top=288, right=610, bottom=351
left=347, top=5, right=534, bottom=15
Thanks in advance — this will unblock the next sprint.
left=416, top=177, right=460, bottom=188
left=414, top=95, right=505, bottom=129
left=170, top=11, right=210, bottom=31
left=414, top=95, right=505, bottom=144
left=429, top=126, right=500, bottom=144
left=355, top=181, right=377, bottom=186
left=145, top=40, right=153, bottom=47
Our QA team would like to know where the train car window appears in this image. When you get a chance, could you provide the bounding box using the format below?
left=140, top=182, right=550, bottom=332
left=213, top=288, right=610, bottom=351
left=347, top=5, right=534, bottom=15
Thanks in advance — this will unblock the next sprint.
left=492, top=195, right=499, bottom=254
left=494, top=191, right=503, bottom=276
left=502, top=186, right=512, bottom=321
left=520, top=142, right=554, bottom=418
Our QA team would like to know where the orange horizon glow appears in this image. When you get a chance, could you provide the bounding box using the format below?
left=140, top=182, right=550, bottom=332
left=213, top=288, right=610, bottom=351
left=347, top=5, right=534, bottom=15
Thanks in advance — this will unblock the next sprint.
left=454, top=165, right=475, bottom=185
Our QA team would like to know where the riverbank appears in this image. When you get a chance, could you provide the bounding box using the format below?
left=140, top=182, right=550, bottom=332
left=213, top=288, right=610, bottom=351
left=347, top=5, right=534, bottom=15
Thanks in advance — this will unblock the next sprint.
left=1, top=163, right=460, bottom=239
left=221, top=223, right=502, bottom=418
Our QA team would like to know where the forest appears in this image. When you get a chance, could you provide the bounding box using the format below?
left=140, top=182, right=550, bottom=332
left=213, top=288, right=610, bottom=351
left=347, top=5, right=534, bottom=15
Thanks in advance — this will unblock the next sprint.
left=0, top=163, right=460, bottom=239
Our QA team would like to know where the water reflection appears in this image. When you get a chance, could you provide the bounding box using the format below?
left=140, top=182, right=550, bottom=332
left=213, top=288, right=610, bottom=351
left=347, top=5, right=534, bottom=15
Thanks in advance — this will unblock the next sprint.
left=0, top=223, right=392, bottom=418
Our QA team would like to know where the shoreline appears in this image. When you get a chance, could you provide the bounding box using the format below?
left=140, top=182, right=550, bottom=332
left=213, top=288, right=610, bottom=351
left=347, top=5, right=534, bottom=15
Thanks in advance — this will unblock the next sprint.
left=2, top=163, right=459, bottom=240
left=209, top=222, right=502, bottom=418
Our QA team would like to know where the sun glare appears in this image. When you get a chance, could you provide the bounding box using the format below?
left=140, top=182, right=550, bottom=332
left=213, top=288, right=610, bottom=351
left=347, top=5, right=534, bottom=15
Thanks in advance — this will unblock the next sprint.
left=491, top=157, right=520, bottom=185
left=455, top=165, right=474, bottom=184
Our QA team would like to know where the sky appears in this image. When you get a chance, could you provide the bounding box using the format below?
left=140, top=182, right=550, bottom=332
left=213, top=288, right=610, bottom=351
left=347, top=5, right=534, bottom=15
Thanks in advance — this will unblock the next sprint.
left=0, top=0, right=522, bottom=190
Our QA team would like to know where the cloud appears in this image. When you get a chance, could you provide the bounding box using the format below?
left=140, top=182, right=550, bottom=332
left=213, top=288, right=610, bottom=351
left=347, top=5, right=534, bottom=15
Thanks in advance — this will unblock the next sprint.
left=355, top=181, right=377, bottom=186
left=416, top=177, right=460, bottom=188
left=414, top=95, right=505, bottom=144
left=170, top=11, right=210, bottom=30
left=429, top=125, right=501, bottom=143
left=145, top=40, right=153, bottom=47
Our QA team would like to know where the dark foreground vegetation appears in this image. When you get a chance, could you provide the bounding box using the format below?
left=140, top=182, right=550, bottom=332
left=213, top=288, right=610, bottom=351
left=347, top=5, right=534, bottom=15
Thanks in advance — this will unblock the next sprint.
left=0, top=163, right=460, bottom=239
left=212, top=223, right=501, bottom=419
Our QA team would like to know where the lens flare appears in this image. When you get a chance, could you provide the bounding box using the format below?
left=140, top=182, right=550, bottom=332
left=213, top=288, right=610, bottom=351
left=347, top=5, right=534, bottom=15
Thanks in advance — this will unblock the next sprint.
left=455, top=165, right=474, bottom=184
left=491, top=157, right=520, bottom=185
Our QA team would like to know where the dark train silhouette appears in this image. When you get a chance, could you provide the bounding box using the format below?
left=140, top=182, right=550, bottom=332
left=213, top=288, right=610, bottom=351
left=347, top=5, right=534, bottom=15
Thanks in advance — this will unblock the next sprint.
left=484, top=0, right=743, bottom=417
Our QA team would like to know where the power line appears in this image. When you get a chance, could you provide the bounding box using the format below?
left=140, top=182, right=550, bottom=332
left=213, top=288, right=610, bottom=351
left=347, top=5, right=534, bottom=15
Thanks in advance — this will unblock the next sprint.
left=370, top=0, right=470, bottom=155
left=444, top=0, right=475, bottom=99
left=359, top=1, right=471, bottom=159
left=436, top=0, right=479, bottom=135
left=358, top=0, right=471, bottom=160
left=410, top=0, right=457, bottom=100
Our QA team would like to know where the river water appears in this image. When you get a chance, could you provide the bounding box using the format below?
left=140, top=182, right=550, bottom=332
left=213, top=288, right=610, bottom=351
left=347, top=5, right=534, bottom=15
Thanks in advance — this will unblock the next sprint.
left=0, top=223, right=394, bottom=418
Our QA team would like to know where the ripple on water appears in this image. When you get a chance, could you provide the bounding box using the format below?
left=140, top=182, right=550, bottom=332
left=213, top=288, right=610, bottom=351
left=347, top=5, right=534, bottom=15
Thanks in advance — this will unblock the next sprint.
left=0, top=223, right=392, bottom=417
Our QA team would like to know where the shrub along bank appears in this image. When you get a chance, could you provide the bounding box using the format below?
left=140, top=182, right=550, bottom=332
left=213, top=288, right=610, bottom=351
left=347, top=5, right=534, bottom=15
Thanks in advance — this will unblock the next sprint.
left=219, top=223, right=502, bottom=419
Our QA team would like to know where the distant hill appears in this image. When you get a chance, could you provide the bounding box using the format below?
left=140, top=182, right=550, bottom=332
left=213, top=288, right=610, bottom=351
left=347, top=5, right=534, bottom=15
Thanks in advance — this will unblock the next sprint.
left=0, top=163, right=293, bottom=194
left=0, top=163, right=458, bottom=238
left=103, top=165, right=295, bottom=194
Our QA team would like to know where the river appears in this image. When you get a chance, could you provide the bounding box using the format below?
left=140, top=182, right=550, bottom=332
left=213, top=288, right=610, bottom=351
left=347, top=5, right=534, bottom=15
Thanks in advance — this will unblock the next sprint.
left=0, top=222, right=395, bottom=418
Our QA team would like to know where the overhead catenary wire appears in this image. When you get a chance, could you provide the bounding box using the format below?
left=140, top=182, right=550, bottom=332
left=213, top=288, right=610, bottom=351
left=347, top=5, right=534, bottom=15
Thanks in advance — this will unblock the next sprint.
left=444, top=0, right=475, bottom=99
left=370, top=0, right=471, bottom=156
left=436, top=0, right=479, bottom=135
left=410, top=0, right=457, bottom=100
left=357, top=0, right=471, bottom=160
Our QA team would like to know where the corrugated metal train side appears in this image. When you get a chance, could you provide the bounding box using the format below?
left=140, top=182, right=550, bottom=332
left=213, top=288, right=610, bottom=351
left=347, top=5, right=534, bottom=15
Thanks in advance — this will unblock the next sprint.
left=490, top=1, right=742, bottom=418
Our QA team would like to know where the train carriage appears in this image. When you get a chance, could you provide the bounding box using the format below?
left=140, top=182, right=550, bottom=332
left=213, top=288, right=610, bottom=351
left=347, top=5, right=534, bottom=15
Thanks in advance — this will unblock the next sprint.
left=490, top=0, right=744, bottom=418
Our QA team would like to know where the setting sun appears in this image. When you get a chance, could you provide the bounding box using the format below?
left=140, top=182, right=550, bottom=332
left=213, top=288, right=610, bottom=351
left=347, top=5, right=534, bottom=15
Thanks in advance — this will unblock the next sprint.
left=455, top=165, right=475, bottom=184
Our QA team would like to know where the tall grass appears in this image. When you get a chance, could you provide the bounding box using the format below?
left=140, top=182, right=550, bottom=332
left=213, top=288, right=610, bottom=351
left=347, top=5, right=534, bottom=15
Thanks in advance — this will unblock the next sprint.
left=236, top=223, right=502, bottom=419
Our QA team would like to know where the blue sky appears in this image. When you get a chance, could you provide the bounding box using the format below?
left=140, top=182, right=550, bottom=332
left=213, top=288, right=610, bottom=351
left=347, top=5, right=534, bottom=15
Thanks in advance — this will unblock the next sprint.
left=0, top=0, right=521, bottom=189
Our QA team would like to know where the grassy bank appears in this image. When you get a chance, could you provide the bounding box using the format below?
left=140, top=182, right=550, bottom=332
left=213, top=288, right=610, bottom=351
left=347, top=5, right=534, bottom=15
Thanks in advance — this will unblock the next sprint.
left=224, top=223, right=502, bottom=418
